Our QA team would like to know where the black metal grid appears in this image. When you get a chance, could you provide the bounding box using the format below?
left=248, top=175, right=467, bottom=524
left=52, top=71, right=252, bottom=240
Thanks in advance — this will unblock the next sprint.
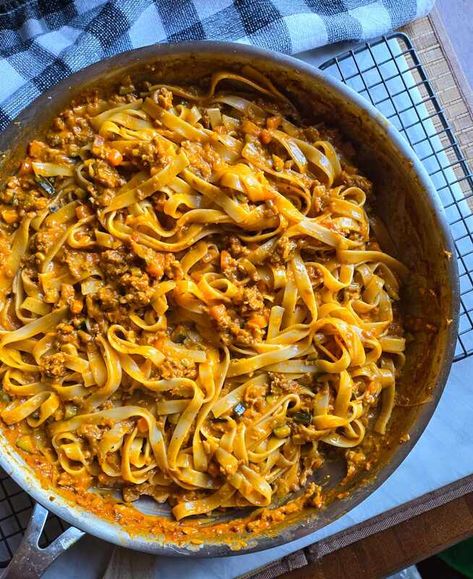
left=0, top=32, right=472, bottom=567
left=320, top=33, right=473, bottom=361
left=0, top=471, right=67, bottom=566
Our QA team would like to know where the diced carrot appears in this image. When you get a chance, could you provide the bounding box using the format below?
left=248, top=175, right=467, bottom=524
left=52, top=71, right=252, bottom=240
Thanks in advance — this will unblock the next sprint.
left=18, top=158, right=33, bottom=175
left=266, top=116, right=281, bottom=130
left=75, top=204, right=93, bottom=220
left=28, top=140, right=45, bottom=158
left=146, top=264, right=160, bottom=278
left=220, top=250, right=233, bottom=270
left=106, top=148, right=123, bottom=167
left=247, top=313, right=268, bottom=329
left=70, top=299, right=83, bottom=314
left=1, top=208, right=19, bottom=224
left=137, top=418, right=148, bottom=433
left=145, top=252, right=165, bottom=278
left=208, top=304, right=226, bottom=321
left=241, top=119, right=260, bottom=136
left=259, top=129, right=272, bottom=145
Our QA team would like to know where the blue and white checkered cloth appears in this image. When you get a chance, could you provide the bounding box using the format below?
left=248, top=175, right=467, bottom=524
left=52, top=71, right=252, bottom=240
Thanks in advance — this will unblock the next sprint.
left=0, top=0, right=435, bottom=131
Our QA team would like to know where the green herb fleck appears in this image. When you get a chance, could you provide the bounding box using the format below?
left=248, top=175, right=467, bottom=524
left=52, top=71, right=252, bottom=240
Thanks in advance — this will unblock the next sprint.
left=293, top=411, right=312, bottom=425
left=0, top=391, right=10, bottom=404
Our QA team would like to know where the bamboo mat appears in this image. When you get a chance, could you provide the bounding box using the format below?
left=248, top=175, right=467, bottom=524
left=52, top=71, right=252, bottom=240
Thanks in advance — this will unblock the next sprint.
left=241, top=10, right=473, bottom=579
left=404, top=8, right=473, bottom=166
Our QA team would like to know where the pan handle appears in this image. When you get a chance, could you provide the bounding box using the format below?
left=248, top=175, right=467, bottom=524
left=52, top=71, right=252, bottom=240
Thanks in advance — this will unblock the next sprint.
left=1, top=503, right=85, bottom=579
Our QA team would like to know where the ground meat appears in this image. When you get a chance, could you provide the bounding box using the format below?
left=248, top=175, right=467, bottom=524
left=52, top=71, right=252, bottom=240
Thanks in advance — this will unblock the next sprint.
left=344, top=448, right=370, bottom=480
left=63, top=250, right=99, bottom=280
left=28, top=140, right=73, bottom=166
left=91, top=135, right=107, bottom=159
left=40, top=353, right=67, bottom=378
left=208, top=304, right=253, bottom=346
left=91, top=188, right=117, bottom=208
left=234, top=285, right=265, bottom=314
left=303, top=126, right=321, bottom=142
left=269, top=373, right=313, bottom=398
left=225, top=236, right=250, bottom=259
left=156, top=358, right=197, bottom=380
left=269, top=236, right=296, bottom=264
left=33, top=229, right=56, bottom=254
left=1, top=176, right=48, bottom=212
left=100, top=248, right=133, bottom=278
left=128, top=240, right=182, bottom=280
left=306, top=264, right=323, bottom=286
left=219, top=248, right=237, bottom=274
left=122, top=483, right=169, bottom=504
left=269, top=373, right=295, bottom=395
left=299, top=453, right=324, bottom=486
left=97, top=286, right=119, bottom=311
left=76, top=424, right=104, bottom=455
left=154, top=87, right=173, bottom=110
left=118, top=270, right=154, bottom=308
left=340, top=171, right=373, bottom=195
left=58, top=283, right=77, bottom=310
left=47, top=109, right=94, bottom=149
left=55, top=322, right=77, bottom=345
left=180, top=141, right=222, bottom=180
left=87, top=159, right=124, bottom=188
left=243, top=381, right=267, bottom=412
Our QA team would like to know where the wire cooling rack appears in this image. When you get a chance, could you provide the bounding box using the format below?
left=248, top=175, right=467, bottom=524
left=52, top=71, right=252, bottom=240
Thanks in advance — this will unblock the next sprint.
left=0, top=32, right=472, bottom=569
left=320, top=33, right=473, bottom=361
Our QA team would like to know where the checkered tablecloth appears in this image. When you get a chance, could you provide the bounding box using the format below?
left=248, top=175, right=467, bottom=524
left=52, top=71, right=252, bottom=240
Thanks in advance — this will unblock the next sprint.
left=0, top=0, right=435, bottom=130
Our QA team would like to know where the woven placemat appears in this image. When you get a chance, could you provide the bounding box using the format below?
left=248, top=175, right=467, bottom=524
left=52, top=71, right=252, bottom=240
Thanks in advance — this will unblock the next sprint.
left=404, top=8, right=473, bottom=165
left=244, top=10, right=473, bottom=579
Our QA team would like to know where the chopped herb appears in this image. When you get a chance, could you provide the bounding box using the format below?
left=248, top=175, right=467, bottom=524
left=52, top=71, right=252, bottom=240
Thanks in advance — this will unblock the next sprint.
left=293, top=411, right=312, bottom=425
left=0, top=391, right=10, bottom=404
left=172, top=327, right=187, bottom=343
left=35, top=175, right=56, bottom=196
left=234, top=402, right=246, bottom=416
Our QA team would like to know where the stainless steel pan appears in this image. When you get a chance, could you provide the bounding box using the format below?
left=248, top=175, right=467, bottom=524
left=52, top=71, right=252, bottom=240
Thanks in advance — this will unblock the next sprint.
left=0, top=41, right=459, bottom=574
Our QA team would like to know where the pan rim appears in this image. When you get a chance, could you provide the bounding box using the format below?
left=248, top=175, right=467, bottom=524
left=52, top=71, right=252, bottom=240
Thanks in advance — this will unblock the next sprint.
left=0, top=40, right=460, bottom=557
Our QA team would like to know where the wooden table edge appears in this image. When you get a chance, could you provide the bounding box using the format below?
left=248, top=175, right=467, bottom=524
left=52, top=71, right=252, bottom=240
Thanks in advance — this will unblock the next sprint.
left=277, top=475, right=473, bottom=578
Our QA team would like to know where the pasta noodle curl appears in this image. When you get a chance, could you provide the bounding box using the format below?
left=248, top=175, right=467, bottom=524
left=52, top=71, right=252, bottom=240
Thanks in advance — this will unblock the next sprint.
left=0, top=72, right=406, bottom=521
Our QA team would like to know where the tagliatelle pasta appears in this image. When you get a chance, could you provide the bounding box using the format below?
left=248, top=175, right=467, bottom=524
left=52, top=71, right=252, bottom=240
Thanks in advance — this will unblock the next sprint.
left=0, top=71, right=406, bottom=522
